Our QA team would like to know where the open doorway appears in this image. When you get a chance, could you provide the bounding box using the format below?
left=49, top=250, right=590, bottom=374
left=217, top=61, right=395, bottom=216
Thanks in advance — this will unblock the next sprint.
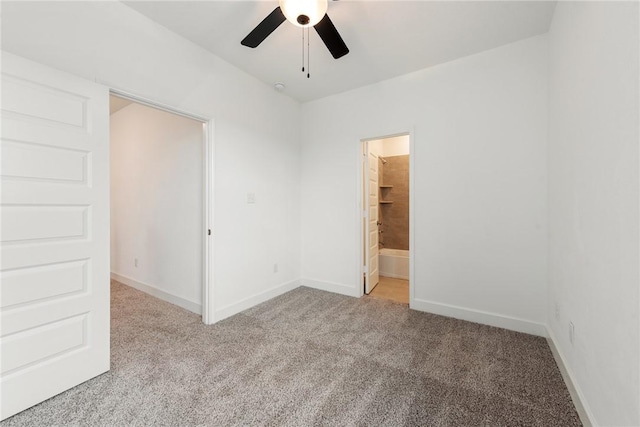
left=109, top=93, right=213, bottom=323
left=362, top=134, right=411, bottom=305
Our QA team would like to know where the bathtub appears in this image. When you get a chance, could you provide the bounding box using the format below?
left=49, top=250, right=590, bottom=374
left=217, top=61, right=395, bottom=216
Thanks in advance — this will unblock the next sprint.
left=379, top=248, right=409, bottom=280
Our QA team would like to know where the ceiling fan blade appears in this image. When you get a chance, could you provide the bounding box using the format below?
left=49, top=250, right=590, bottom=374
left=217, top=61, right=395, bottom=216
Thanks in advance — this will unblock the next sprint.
left=314, top=14, right=349, bottom=59
left=241, top=7, right=286, bottom=48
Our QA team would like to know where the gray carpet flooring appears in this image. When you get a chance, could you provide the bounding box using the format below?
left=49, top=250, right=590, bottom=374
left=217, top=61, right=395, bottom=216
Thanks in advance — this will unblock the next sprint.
left=3, top=281, right=581, bottom=426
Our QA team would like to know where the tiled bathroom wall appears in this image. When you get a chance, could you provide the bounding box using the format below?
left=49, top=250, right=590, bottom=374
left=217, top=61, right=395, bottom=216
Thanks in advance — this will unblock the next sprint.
left=380, top=155, right=409, bottom=250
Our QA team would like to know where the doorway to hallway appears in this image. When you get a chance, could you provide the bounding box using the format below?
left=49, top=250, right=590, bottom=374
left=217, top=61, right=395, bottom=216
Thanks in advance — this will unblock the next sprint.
left=109, top=92, right=214, bottom=323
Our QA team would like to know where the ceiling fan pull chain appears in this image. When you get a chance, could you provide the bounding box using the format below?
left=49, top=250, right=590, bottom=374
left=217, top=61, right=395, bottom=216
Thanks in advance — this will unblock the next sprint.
left=307, top=26, right=310, bottom=78
left=301, top=27, right=305, bottom=72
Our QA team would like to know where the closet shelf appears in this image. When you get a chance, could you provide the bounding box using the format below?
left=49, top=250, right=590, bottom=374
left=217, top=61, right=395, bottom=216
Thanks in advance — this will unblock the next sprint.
left=379, top=185, right=393, bottom=188
left=380, top=201, right=393, bottom=204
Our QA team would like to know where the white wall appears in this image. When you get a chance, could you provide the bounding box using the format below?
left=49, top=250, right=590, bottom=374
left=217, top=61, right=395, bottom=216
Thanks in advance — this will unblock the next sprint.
left=110, top=102, right=203, bottom=313
left=1, top=1, right=302, bottom=321
left=548, top=2, right=640, bottom=425
left=301, top=35, right=549, bottom=335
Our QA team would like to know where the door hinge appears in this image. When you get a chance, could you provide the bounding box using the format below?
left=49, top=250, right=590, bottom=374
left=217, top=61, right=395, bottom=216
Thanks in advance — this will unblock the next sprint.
left=208, top=229, right=211, bottom=236
left=363, top=210, right=368, bottom=219
left=362, top=265, right=368, bottom=274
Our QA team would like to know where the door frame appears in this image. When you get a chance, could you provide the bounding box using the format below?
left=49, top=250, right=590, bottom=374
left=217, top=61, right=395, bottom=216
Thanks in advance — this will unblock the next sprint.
left=109, top=89, right=215, bottom=325
left=357, top=131, right=415, bottom=305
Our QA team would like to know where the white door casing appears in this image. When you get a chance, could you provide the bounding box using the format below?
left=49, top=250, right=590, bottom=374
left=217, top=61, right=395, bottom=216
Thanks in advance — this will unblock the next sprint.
left=365, top=148, right=380, bottom=294
left=108, top=89, right=214, bottom=324
left=0, top=53, right=110, bottom=420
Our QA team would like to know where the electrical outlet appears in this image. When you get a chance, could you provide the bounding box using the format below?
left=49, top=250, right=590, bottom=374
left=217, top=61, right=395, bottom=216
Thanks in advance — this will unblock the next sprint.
left=273, top=263, right=278, bottom=273
left=555, top=303, right=560, bottom=321
left=569, top=321, right=575, bottom=344
left=134, top=258, right=138, bottom=268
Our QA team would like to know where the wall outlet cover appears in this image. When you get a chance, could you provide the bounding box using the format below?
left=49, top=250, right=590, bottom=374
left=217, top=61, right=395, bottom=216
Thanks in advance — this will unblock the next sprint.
left=569, top=321, right=575, bottom=344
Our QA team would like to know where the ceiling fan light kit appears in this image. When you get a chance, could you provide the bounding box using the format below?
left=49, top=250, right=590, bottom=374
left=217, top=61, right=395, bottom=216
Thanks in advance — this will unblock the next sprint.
left=280, top=0, right=328, bottom=27
left=241, top=0, right=349, bottom=79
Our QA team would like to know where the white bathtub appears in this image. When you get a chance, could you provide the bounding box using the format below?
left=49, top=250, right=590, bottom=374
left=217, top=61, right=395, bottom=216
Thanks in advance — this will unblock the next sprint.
left=379, top=248, right=409, bottom=280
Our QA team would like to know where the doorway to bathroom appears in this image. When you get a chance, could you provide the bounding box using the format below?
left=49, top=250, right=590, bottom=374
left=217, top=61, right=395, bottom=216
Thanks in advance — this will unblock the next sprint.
left=361, top=134, right=411, bottom=305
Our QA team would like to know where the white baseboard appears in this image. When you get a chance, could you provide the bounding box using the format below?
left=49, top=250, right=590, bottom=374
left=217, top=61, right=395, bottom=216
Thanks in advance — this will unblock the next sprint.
left=110, top=272, right=201, bottom=315
left=301, top=278, right=359, bottom=297
left=214, top=279, right=301, bottom=322
left=546, top=328, right=595, bottom=427
left=380, top=272, right=409, bottom=280
left=410, top=297, right=547, bottom=337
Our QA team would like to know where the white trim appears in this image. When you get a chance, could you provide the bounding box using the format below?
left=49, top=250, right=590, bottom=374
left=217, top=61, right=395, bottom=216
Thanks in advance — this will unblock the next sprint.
left=379, top=273, right=410, bottom=280
left=302, top=279, right=359, bottom=297
left=410, top=297, right=547, bottom=337
left=108, top=88, right=208, bottom=123
left=358, top=139, right=369, bottom=297
left=408, top=129, right=415, bottom=303
left=546, top=328, right=596, bottom=427
left=214, top=279, right=301, bottom=322
left=109, top=89, right=215, bottom=325
left=202, top=119, right=215, bottom=325
left=111, top=272, right=201, bottom=315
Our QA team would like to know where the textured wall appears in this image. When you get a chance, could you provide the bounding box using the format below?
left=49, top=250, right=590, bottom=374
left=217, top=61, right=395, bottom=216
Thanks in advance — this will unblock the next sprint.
left=381, top=155, right=410, bottom=250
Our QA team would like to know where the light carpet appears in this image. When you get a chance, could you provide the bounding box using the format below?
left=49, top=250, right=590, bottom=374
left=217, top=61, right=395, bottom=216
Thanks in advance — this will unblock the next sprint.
left=2, top=281, right=581, bottom=426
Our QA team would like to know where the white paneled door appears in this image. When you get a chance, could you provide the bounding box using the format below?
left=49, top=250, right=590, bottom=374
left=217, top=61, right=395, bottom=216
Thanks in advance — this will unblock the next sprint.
left=365, top=149, right=379, bottom=294
left=0, top=53, right=110, bottom=420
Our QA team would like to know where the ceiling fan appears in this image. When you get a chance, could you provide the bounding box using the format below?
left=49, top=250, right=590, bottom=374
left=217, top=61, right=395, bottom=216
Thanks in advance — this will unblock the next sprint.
left=241, top=0, right=349, bottom=60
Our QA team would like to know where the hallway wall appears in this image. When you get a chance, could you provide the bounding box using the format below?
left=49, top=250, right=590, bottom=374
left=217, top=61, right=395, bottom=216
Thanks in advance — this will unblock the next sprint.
left=110, top=102, right=203, bottom=313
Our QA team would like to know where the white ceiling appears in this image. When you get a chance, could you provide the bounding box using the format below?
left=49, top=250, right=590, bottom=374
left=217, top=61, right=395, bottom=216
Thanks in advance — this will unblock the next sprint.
left=123, top=1, right=557, bottom=102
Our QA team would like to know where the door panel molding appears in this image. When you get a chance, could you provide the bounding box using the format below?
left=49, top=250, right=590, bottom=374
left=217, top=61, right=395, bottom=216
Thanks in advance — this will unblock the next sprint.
left=0, top=52, right=110, bottom=421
